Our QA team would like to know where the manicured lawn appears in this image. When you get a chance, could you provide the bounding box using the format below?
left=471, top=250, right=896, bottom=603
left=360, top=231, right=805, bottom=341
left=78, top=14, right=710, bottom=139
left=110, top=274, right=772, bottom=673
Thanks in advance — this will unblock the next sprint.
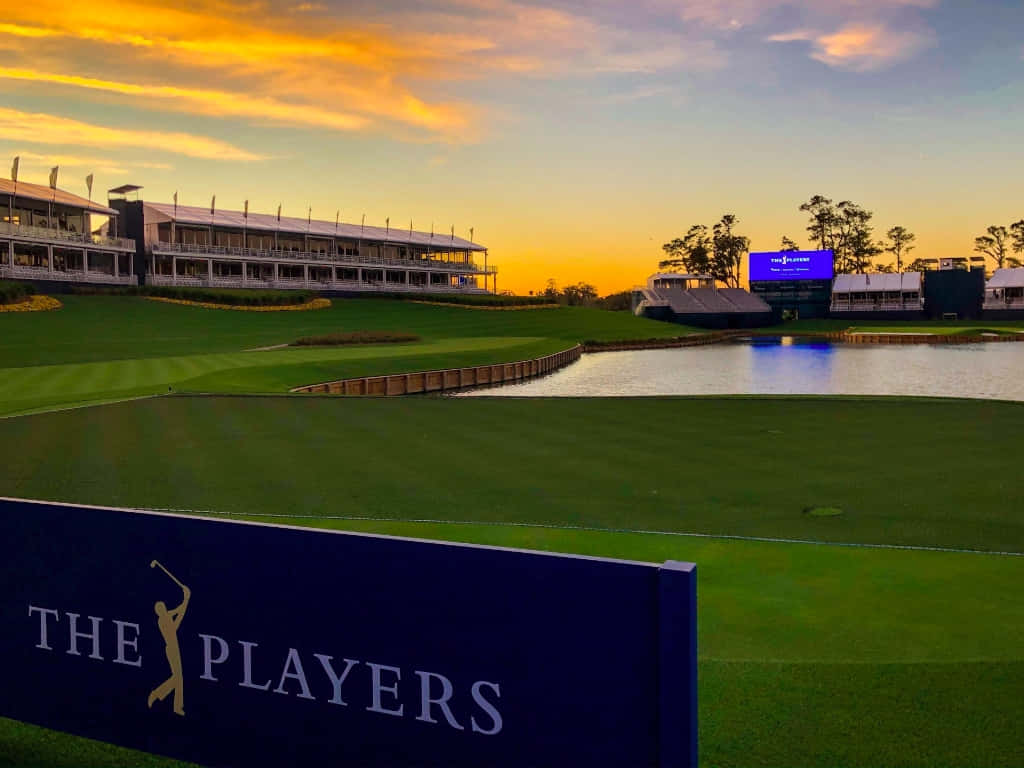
left=0, top=396, right=1021, bottom=766
left=0, top=295, right=689, bottom=368
left=0, top=296, right=690, bottom=415
left=2, top=395, right=1019, bottom=551
left=2, top=297, right=1022, bottom=766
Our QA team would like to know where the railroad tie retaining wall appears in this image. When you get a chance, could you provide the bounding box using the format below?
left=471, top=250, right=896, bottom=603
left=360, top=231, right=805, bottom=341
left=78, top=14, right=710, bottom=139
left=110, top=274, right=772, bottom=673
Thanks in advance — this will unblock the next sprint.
left=844, top=332, right=1024, bottom=344
left=290, top=344, right=583, bottom=396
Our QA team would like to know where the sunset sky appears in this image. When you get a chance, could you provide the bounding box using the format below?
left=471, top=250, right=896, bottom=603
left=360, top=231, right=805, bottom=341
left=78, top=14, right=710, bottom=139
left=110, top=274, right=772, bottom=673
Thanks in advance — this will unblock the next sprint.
left=0, top=0, right=1020, bottom=295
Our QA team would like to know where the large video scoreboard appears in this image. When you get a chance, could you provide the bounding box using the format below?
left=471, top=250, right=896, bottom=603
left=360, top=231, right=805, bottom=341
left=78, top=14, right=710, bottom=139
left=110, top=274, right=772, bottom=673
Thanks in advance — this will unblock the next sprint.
left=748, top=250, right=834, bottom=282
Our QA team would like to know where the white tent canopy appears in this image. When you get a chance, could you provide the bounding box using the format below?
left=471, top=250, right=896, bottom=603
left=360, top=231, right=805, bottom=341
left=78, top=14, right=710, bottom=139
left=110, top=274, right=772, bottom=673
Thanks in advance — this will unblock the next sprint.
left=986, top=268, right=1024, bottom=290
left=832, top=272, right=922, bottom=293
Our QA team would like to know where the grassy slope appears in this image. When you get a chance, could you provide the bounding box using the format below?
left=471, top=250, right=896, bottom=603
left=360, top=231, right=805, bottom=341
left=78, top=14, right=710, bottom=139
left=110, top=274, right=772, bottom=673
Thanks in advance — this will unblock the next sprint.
left=0, top=398, right=1021, bottom=767
left=2, top=396, right=1019, bottom=552
left=0, top=296, right=688, bottom=367
left=0, top=297, right=688, bottom=415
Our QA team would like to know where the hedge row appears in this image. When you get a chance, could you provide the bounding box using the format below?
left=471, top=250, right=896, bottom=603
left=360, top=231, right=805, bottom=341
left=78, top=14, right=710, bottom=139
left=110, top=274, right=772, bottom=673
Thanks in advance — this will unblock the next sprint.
left=292, top=331, right=421, bottom=347
left=68, top=285, right=316, bottom=306
left=368, top=292, right=552, bottom=307
left=143, top=286, right=316, bottom=306
left=0, top=281, right=36, bottom=305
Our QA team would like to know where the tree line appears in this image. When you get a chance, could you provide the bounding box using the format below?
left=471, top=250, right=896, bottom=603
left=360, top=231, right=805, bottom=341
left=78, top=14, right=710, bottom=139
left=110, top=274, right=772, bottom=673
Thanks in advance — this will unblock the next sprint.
left=658, top=196, right=1024, bottom=279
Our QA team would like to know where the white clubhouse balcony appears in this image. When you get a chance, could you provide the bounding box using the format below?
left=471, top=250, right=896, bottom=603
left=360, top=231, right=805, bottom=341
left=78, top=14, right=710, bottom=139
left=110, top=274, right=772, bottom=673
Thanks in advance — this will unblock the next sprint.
left=0, top=221, right=136, bottom=252
left=983, top=268, right=1024, bottom=310
left=150, top=240, right=494, bottom=275
left=830, top=273, right=924, bottom=313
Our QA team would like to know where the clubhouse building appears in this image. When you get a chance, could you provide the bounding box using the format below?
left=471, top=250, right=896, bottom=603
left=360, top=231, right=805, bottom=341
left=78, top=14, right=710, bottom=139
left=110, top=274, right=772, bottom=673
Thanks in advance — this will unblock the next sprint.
left=2, top=181, right=494, bottom=294
left=0, top=179, right=138, bottom=286
left=110, top=187, right=495, bottom=294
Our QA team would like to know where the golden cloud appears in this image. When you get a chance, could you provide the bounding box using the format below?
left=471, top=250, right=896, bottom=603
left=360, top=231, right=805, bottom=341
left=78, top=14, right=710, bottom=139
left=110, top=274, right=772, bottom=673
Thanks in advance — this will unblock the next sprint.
left=0, top=0, right=474, bottom=139
left=0, top=107, right=263, bottom=160
left=768, top=22, right=934, bottom=71
left=0, top=68, right=368, bottom=132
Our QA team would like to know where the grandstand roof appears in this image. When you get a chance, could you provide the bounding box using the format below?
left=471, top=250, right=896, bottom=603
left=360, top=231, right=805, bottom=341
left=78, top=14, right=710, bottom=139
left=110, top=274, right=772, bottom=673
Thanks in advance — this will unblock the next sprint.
left=648, top=272, right=711, bottom=281
left=0, top=178, right=117, bottom=216
left=143, top=202, right=485, bottom=251
left=986, top=268, right=1024, bottom=289
left=833, top=272, right=921, bottom=293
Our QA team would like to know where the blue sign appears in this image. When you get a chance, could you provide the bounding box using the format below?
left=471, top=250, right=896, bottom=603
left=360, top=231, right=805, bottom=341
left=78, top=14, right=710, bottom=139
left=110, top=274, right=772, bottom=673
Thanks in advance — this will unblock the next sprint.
left=749, top=250, right=834, bottom=281
left=0, top=498, right=697, bottom=767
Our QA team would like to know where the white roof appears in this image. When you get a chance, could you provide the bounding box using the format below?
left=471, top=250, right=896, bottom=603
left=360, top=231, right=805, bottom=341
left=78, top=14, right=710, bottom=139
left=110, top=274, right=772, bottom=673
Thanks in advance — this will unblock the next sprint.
left=987, top=268, right=1024, bottom=289
left=648, top=272, right=711, bottom=281
left=0, top=178, right=117, bottom=215
left=902, top=272, right=921, bottom=291
left=833, top=272, right=922, bottom=293
left=143, top=201, right=485, bottom=251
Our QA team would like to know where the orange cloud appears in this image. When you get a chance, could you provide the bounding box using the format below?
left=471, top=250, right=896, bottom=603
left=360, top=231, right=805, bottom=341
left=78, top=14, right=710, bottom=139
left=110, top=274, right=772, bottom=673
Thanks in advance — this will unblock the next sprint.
left=768, top=23, right=934, bottom=71
left=0, top=0, right=475, bottom=139
left=0, top=107, right=263, bottom=160
left=0, top=68, right=368, bottom=132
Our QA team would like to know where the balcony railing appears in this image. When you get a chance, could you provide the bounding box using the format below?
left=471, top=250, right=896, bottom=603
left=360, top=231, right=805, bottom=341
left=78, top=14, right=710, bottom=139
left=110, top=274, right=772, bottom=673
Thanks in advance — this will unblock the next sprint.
left=0, top=265, right=138, bottom=285
left=147, top=274, right=487, bottom=293
left=830, top=299, right=925, bottom=312
left=0, top=221, right=136, bottom=251
left=983, top=296, right=1024, bottom=310
left=150, top=241, right=495, bottom=274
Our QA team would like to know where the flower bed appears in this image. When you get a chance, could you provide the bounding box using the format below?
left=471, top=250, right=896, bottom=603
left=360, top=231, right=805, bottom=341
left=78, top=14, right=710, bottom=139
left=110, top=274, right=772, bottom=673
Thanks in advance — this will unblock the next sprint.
left=292, top=331, right=420, bottom=346
left=0, top=295, right=62, bottom=313
left=408, top=300, right=560, bottom=311
left=146, top=297, right=331, bottom=312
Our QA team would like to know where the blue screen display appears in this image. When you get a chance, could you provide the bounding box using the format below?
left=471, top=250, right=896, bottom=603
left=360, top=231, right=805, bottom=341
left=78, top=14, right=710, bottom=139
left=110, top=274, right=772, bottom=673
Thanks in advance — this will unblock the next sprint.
left=749, top=250, right=834, bottom=281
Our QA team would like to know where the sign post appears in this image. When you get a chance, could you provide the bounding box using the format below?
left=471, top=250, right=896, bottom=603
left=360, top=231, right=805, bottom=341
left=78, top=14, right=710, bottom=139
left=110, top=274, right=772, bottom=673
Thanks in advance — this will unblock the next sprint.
left=0, top=498, right=697, bottom=767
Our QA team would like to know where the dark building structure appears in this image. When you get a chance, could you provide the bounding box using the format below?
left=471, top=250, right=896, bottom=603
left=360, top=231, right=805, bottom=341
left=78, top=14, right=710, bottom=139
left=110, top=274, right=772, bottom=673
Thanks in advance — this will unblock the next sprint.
left=748, top=279, right=832, bottom=322
left=923, top=267, right=985, bottom=320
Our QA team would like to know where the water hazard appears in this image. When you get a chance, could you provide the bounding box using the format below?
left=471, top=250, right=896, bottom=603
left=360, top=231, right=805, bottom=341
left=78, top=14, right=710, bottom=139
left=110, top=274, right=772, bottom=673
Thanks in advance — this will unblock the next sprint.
left=460, top=336, right=1024, bottom=401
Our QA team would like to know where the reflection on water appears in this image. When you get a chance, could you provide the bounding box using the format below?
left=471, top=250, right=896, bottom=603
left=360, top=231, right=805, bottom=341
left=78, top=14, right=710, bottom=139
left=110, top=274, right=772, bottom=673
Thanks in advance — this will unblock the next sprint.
left=460, top=336, right=1024, bottom=400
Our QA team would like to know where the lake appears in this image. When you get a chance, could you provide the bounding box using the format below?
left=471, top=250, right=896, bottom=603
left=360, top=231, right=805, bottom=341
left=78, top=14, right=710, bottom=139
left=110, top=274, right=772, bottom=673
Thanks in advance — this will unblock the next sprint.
left=459, top=336, right=1024, bottom=401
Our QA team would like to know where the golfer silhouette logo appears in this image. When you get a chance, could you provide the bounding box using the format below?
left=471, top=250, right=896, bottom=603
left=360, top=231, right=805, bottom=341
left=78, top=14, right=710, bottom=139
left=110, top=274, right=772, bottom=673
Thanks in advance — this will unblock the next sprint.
left=147, top=560, right=191, bottom=716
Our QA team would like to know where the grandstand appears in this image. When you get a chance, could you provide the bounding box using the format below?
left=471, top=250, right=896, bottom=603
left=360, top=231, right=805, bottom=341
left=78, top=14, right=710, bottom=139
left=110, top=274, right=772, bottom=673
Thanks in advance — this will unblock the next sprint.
left=830, top=273, right=924, bottom=315
left=0, top=179, right=138, bottom=287
left=109, top=187, right=495, bottom=294
left=983, top=268, right=1024, bottom=312
left=633, top=273, right=772, bottom=328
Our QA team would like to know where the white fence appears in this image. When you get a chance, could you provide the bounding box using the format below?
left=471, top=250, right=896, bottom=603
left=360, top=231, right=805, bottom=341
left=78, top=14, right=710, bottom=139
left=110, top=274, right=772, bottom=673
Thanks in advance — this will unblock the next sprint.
left=147, top=275, right=486, bottom=293
left=0, top=265, right=138, bottom=285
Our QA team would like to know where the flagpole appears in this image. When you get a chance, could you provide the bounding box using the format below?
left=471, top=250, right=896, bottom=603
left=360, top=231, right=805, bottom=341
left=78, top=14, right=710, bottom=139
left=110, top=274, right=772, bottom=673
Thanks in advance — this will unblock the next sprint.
left=47, top=166, right=59, bottom=233
left=243, top=199, right=248, bottom=249
left=85, top=173, right=94, bottom=243
left=8, top=156, right=17, bottom=233
left=171, top=191, right=178, bottom=246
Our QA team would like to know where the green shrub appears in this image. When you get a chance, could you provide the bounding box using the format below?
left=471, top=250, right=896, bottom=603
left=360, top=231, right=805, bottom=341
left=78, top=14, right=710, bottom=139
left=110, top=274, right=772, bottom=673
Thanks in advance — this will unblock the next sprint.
left=142, top=286, right=315, bottom=306
left=364, top=292, right=553, bottom=307
left=0, top=281, right=36, bottom=305
left=292, top=331, right=421, bottom=346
